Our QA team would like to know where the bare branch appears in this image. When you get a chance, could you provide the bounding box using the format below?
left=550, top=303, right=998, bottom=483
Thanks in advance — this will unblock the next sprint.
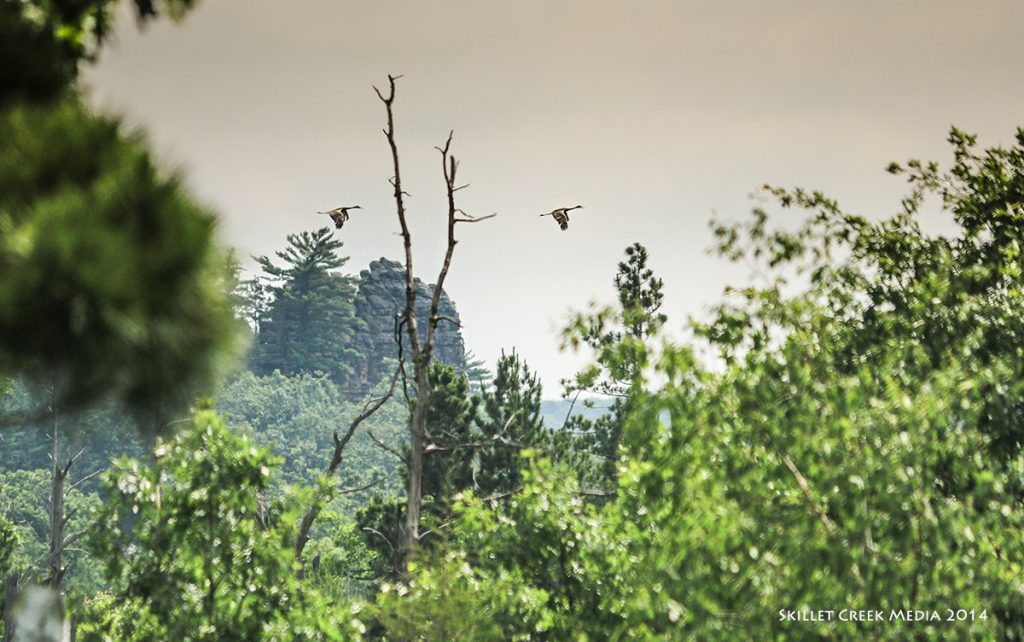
left=393, top=314, right=413, bottom=406
left=434, top=130, right=454, bottom=156
left=454, top=210, right=498, bottom=224
left=422, top=131, right=461, bottom=359
left=561, top=389, right=582, bottom=430
left=60, top=448, right=85, bottom=479
left=424, top=436, right=497, bottom=453
left=432, top=315, right=462, bottom=328
left=61, top=530, right=86, bottom=550
left=578, top=488, right=616, bottom=498
left=294, top=366, right=400, bottom=558
left=376, top=73, right=421, bottom=363
left=373, top=77, right=494, bottom=573
left=479, top=486, right=523, bottom=503
left=424, top=411, right=524, bottom=453
left=417, top=520, right=450, bottom=542
left=782, top=454, right=832, bottom=532
left=336, top=477, right=385, bottom=496
left=369, top=430, right=407, bottom=464
left=362, top=527, right=396, bottom=555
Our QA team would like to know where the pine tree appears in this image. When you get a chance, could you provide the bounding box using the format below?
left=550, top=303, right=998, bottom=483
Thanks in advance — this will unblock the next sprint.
left=0, top=98, right=241, bottom=419
left=250, top=228, right=361, bottom=385
left=422, top=364, right=478, bottom=504
left=565, top=242, right=666, bottom=486
left=475, top=351, right=546, bottom=496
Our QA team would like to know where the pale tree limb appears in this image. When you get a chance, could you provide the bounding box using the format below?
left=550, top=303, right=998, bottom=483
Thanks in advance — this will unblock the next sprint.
left=374, top=77, right=496, bottom=575
left=781, top=454, right=832, bottom=532
left=780, top=453, right=865, bottom=587
left=368, top=430, right=408, bottom=465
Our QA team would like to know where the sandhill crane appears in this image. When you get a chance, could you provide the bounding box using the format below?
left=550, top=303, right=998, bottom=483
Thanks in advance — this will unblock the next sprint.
left=318, top=205, right=361, bottom=229
left=540, top=205, right=583, bottom=231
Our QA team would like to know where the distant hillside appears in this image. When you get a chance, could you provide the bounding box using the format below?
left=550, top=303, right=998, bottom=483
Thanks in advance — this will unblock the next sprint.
left=540, top=397, right=613, bottom=429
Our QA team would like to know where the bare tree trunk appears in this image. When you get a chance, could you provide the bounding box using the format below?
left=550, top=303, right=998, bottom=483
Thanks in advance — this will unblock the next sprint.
left=42, top=389, right=85, bottom=635
left=374, top=75, right=423, bottom=572
left=47, top=394, right=67, bottom=592
left=373, top=75, right=495, bottom=574
left=1, top=391, right=88, bottom=641
left=2, top=574, right=18, bottom=642
left=400, top=371, right=430, bottom=568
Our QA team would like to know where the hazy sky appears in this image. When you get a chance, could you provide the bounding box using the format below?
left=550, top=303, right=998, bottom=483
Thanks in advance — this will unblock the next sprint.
left=83, top=0, right=1024, bottom=394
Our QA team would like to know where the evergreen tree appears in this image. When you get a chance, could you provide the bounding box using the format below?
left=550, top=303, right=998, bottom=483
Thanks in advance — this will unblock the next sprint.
left=250, top=228, right=360, bottom=385
left=422, top=364, right=477, bottom=506
left=564, top=242, right=666, bottom=486
left=1, top=0, right=196, bottom=106
left=475, top=351, right=546, bottom=496
left=0, top=95, right=241, bottom=423
left=459, top=349, right=492, bottom=393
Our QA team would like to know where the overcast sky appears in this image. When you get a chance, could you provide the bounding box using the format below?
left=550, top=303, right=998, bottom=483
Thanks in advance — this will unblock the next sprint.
left=83, top=0, right=1024, bottom=394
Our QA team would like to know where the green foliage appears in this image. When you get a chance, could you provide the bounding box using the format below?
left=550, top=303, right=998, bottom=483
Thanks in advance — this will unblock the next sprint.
left=373, top=549, right=547, bottom=641
left=564, top=242, right=665, bottom=396
left=217, top=371, right=347, bottom=489
left=300, top=509, right=381, bottom=599
left=392, top=129, right=1024, bottom=640
left=459, top=349, right=492, bottom=392
left=375, top=457, right=623, bottom=641
left=75, top=592, right=165, bottom=642
left=355, top=493, right=406, bottom=582
left=0, top=97, right=242, bottom=418
left=217, top=370, right=407, bottom=500
left=0, top=381, right=147, bottom=476
left=422, top=363, right=477, bottom=506
left=562, top=242, right=667, bottom=487
left=216, top=371, right=409, bottom=592
left=475, top=351, right=546, bottom=496
left=614, top=243, right=666, bottom=357
left=0, top=514, right=14, bottom=577
left=0, top=469, right=103, bottom=593
left=85, top=410, right=361, bottom=640
left=230, top=254, right=271, bottom=335
left=604, top=128, right=1024, bottom=639
left=0, top=0, right=197, bottom=104
left=250, top=228, right=361, bottom=386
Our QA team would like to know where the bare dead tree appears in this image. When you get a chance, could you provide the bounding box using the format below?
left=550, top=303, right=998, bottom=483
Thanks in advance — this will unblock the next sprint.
left=294, top=366, right=400, bottom=560
left=373, top=75, right=495, bottom=572
left=1, top=390, right=95, bottom=640
left=44, top=390, right=90, bottom=594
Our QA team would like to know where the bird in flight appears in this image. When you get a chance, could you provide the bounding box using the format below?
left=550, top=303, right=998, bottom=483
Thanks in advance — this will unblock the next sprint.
left=540, top=205, right=583, bottom=231
left=318, top=205, right=361, bottom=229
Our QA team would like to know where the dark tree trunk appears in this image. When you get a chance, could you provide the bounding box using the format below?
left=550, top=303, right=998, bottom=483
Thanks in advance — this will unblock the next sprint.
left=3, top=574, right=18, bottom=642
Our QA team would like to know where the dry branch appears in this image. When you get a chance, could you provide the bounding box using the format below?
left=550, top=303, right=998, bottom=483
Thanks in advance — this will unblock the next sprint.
left=373, top=75, right=495, bottom=574
left=294, top=367, right=400, bottom=559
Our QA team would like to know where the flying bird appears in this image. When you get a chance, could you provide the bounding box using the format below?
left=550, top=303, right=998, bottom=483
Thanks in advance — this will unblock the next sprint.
left=540, top=205, right=583, bottom=231
left=318, top=205, right=361, bottom=229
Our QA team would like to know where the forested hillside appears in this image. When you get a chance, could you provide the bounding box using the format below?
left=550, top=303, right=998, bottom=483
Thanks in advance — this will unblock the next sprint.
left=2, top=1, right=1023, bottom=640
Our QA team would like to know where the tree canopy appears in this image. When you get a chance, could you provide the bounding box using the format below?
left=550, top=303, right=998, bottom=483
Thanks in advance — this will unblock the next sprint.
left=383, top=128, right=1024, bottom=640
left=0, top=0, right=240, bottom=423
left=249, top=228, right=361, bottom=386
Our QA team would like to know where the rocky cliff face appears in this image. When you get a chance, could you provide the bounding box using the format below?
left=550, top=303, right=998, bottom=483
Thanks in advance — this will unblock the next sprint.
left=347, top=258, right=465, bottom=398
